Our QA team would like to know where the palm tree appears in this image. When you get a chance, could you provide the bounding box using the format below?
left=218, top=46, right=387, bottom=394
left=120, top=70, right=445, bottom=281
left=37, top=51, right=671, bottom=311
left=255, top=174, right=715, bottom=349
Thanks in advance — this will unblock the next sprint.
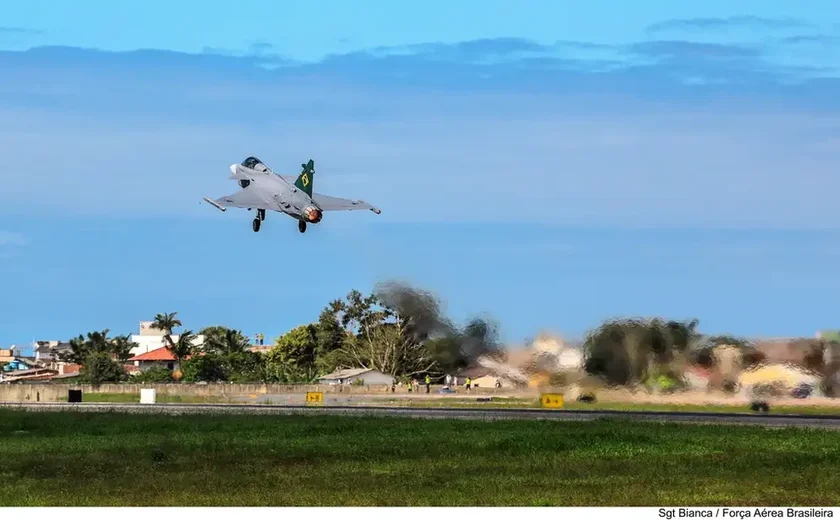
left=61, top=329, right=130, bottom=384
left=110, top=334, right=138, bottom=363
left=198, top=325, right=231, bottom=346
left=170, top=330, right=197, bottom=365
left=204, top=328, right=250, bottom=356
left=64, top=329, right=112, bottom=364
left=151, top=312, right=182, bottom=348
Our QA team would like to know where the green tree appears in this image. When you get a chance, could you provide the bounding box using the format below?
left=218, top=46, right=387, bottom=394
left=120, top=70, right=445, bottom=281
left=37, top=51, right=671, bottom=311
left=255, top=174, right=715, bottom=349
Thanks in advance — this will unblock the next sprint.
left=315, top=304, right=347, bottom=371
left=63, top=330, right=111, bottom=365
left=203, top=327, right=250, bottom=356
left=62, top=329, right=138, bottom=366
left=225, top=350, right=266, bottom=383
left=81, top=351, right=127, bottom=385
left=336, top=289, right=428, bottom=376
left=131, top=366, right=174, bottom=383
left=264, top=353, right=318, bottom=383
left=197, top=327, right=259, bottom=382
left=582, top=319, right=629, bottom=386
left=315, top=300, right=362, bottom=375
left=330, top=286, right=448, bottom=377
left=169, top=330, right=197, bottom=366
left=181, top=353, right=227, bottom=383
left=317, top=302, right=345, bottom=350
left=583, top=318, right=700, bottom=387
left=61, top=330, right=136, bottom=385
left=314, top=284, right=501, bottom=379
left=111, top=334, right=138, bottom=363
left=263, top=324, right=321, bottom=383
left=151, top=312, right=182, bottom=348
left=274, top=324, right=318, bottom=367
left=199, top=325, right=246, bottom=347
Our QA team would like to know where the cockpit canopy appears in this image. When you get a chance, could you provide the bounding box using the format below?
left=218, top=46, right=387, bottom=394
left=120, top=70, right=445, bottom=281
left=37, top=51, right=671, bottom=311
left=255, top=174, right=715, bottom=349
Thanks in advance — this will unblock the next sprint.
left=241, top=156, right=270, bottom=173
left=241, top=156, right=262, bottom=169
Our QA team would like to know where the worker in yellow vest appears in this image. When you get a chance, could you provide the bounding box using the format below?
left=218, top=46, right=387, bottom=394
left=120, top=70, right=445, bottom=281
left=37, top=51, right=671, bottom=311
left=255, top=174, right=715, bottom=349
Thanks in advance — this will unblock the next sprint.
left=425, top=375, right=431, bottom=393
left=466, top=377, right=472, bottom=390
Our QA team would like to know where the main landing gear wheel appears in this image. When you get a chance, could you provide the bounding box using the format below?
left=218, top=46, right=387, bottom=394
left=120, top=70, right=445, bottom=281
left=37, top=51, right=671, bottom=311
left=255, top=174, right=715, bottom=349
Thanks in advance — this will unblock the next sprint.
left=257, top=209, right=266, bottom=221
left=298, top=221, right=307, bottom=233
left=252, top=218, right=261, bottom=232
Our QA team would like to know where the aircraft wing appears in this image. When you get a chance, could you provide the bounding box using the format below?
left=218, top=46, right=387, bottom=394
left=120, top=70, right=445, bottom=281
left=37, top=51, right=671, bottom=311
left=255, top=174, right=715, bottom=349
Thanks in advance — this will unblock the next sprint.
left=312, top=192, right=381, bottom=214
left=203, top=188, right=272, bottom=211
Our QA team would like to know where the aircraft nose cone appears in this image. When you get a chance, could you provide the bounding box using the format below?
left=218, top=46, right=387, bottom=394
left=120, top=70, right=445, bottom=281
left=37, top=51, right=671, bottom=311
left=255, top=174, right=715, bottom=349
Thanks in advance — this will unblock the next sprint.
left=230, top=164, right=237, bottom=175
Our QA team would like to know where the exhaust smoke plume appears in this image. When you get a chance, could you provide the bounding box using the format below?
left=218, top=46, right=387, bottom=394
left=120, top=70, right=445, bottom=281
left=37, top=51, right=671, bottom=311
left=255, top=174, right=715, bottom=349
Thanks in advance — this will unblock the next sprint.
left=373, top=281, right=502, bottom=370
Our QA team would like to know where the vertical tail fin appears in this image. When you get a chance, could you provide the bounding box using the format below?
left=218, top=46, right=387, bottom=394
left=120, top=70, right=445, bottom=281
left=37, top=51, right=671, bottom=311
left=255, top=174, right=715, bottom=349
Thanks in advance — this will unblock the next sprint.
left=294, top=159, right=315, bottom=197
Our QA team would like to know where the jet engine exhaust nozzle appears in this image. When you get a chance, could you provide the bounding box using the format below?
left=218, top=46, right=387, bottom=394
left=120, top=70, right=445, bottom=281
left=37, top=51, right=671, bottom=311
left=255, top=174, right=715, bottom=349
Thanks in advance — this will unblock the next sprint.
left=303, top=206, right=323, bottom=223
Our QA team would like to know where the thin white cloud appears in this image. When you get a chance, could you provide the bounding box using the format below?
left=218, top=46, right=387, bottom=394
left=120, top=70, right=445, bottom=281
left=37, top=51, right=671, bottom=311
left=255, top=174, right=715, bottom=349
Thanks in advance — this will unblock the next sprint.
left=1, top=107, right=839, bottom=229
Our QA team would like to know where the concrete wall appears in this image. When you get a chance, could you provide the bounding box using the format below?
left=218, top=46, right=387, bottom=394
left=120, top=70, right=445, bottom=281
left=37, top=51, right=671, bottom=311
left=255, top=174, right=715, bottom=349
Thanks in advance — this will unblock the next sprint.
left=349, top=371, right=394, bottom=385
left=319, top=370, right=395, bottom=386
left=0, top=383, right=515, bottom=402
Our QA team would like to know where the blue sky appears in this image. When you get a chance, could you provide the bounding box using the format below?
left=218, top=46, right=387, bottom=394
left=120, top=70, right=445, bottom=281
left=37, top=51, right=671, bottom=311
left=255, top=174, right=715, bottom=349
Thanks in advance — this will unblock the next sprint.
left=2, top=1, right=840, bottom=351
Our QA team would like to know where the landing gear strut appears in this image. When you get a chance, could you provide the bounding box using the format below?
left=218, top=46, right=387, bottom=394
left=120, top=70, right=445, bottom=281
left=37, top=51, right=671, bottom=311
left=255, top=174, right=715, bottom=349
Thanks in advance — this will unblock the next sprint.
left=252, top=218, right=261, bottom=232
left=298, top=221, right=307, bottom=233
left=257, top=209, right=265, bottom=221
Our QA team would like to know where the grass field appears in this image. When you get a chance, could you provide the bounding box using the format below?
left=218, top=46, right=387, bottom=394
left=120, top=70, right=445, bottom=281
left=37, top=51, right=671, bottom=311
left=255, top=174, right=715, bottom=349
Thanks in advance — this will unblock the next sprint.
left=1, top=409, right=839, bottom=506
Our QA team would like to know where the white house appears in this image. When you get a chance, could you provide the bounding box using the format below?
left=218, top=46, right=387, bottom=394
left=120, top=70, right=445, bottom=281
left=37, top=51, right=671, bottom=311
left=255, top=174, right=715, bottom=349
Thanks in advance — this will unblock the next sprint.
left=318, top=368, right=394, bottom=386
left=129, top=320, right=205, bottom=356
left=33, top=340, right=73, bottom=363
left=34, top=341, right=58, bottom=362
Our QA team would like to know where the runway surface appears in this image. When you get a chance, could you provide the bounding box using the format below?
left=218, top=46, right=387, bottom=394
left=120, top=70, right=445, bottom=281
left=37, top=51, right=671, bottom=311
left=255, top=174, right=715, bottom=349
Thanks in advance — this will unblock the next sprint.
left=3, top=401, right=840, bottom=428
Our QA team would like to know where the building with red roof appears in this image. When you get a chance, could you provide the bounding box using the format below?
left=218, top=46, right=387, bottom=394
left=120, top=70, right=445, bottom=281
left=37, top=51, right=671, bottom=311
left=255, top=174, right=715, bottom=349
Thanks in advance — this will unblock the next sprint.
left=129, top=346, right=180, bottom=372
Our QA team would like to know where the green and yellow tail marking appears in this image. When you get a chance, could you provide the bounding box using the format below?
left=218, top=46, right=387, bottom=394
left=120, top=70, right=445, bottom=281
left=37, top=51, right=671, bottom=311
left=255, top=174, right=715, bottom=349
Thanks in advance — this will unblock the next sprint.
left=294, top=159, right=315, bottom=196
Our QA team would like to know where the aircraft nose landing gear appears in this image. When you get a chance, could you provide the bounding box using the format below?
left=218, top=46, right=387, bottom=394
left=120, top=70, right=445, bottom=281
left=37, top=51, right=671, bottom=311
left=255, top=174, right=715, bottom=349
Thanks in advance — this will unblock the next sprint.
left=252, top=218, right=261, bottom=232
left=257, top=209, right=265, bottom=221
left=298, top=221, right=307, bottom=233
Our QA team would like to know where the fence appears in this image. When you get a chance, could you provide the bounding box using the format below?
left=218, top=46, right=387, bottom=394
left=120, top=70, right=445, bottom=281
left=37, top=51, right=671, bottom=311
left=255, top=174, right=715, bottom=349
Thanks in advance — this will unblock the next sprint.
left=0, top=382, right=513, bottom=402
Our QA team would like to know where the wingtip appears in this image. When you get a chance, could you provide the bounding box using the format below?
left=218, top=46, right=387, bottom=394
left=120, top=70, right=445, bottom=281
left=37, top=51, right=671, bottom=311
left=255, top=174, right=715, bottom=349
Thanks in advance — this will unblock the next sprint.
left=371, top=207, right=382, bottom=215
left=202, top=197, right=226, bottom=212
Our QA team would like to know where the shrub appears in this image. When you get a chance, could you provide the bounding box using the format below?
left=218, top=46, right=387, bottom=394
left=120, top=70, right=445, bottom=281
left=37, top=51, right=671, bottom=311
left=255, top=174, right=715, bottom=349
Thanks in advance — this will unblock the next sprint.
left=131, top=366, right=175, bottom=384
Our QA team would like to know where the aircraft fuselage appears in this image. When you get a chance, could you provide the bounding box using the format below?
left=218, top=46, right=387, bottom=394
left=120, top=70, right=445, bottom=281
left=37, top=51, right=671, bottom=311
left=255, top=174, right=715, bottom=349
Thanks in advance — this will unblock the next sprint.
left=229, top=163, right=323, bottom=224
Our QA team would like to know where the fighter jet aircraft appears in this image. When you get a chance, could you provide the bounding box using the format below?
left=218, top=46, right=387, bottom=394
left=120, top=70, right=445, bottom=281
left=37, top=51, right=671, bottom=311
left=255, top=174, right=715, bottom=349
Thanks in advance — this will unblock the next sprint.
left=203, top=157, right=381, bottom=233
